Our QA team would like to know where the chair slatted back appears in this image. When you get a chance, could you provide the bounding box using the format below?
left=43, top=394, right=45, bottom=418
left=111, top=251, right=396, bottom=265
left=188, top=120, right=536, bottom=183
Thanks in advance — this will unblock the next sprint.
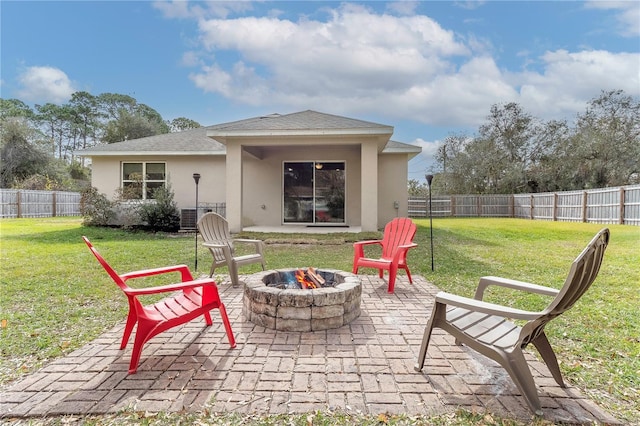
left=519, top=228, right=610, bottom=347
left=381, top=217, right=417, bottom=259
left=197, top=212, right=233, bottom=262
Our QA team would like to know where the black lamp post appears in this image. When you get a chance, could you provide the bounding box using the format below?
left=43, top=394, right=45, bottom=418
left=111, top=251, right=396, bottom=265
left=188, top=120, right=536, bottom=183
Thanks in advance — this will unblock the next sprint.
left=425, top=174, right=434, bottom=271
left=193, top=173, right=201, bottom=271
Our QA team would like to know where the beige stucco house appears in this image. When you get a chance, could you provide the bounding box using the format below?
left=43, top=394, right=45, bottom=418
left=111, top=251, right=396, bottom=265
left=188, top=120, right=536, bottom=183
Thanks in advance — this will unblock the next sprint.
left=77, top=110, right=421, bottom=233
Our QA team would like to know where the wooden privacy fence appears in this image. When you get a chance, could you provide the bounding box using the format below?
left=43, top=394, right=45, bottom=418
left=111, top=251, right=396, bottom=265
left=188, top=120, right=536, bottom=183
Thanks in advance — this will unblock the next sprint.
left=0, top=189, right=82, bottom=218
left=3, top=186, right=640, bottom=225
left=409, top=185, right=640, bottom=226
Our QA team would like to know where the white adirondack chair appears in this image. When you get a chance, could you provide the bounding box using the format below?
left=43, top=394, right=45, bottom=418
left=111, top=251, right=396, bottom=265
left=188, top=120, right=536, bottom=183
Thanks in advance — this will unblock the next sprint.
left=197, top=212, right=266, bottom=286
left=415, top=228, right=610, bottom=415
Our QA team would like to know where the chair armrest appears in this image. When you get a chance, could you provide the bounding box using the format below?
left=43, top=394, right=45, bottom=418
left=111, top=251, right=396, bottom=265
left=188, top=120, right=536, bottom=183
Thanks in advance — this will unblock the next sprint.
left=398, top=243, right=418, bottom=250
left=234, top=238, right=265, bottom=253
left=391, top=243, right=418, bottom=261
left=124, top=278, right=218, bottom=296
left=474, top=276, right=559, bottom=300
left=354, top=240, right=382, bottom=247
left=437, top=291, right=542, bottom=320
left=120, top=264, right=193, bottom=283
left=353, top=240, right=383, bottom=259
left=234, top=238, right=263, bottom=245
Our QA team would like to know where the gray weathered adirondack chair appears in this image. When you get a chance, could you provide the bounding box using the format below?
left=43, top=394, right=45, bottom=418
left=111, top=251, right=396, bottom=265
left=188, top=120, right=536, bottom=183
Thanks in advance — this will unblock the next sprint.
left=414, top=228, right=610, bottom=416
left=197, top=212, right=266, bottom=285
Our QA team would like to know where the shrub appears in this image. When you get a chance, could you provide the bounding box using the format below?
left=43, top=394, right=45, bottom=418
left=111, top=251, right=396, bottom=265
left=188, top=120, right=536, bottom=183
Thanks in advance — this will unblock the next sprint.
left=136, top=184, right=180, bottom=232
left=80, top=187, right=116, bottom=226
left=79, top=184, right=180, bottom=232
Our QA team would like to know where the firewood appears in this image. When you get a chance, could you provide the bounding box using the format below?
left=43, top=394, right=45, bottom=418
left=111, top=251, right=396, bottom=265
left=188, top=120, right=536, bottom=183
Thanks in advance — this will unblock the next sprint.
left=307, top=267, right=325, bottom=287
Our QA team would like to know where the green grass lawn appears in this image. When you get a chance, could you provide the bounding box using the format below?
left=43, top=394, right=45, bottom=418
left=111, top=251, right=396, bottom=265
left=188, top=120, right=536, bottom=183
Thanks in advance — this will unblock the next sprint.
left=1, top=217, right=638, bottom=424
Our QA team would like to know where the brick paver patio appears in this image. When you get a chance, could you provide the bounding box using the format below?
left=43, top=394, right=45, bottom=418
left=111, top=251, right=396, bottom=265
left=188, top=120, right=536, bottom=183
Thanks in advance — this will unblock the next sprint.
left=0, top=275, right=621, bottom=424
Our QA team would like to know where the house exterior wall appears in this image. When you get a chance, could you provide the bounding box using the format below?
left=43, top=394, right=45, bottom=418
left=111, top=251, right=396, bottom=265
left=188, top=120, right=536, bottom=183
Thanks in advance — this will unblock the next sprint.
left=378, top=154, right=410, bottom=227
left=241, top=144, right=362, bottom=227
left=89, top=149, right=408, bottom=230
left=89, top=155, right=226, bottom=209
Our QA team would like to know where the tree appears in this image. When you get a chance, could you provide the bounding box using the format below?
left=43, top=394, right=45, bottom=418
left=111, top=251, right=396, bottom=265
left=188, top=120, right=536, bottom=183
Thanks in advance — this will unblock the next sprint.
left=169, top=117, right=201, bottom=132
left=527, top=119, right=573, bottom=192
left=0, top=120, right=50, bottom=187
left=96, top=93, right=137, bottom=121
left=69, top=91, right=102, bottom=154
left=97, top=94, right=169, bottom=143
left=431, top=90, right=639, bottom=194
left=102, top=109, right=161, bottom=143
left=35, top=102, right=75, bottom=158
left=0, top=98, right=34, bottom=121
left=476, top=102, right=540, bottom=193
left=2, top=91, right=201, bottom=190
left=135, top=103, right=170, bottom=134
left=407, top=179, right=428, bottom=197
left=434, top=133, right=471, bottom=194
left=571, top=90, right=640, bottom=188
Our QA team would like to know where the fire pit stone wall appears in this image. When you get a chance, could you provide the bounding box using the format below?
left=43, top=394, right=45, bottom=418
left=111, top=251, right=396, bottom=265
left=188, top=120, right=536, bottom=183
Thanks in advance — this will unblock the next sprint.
left=243, top=268, right=362, bottom=331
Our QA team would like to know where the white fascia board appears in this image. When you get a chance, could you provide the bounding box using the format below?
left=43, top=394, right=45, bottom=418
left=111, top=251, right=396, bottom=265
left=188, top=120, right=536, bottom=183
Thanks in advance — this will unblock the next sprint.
left=76, top=151, right=226, bottom=157
left=382, top=147, right=422, bottom=160
left=206, top=128, right=393, bottom=138
left=382, top=147, right=421, bottom=154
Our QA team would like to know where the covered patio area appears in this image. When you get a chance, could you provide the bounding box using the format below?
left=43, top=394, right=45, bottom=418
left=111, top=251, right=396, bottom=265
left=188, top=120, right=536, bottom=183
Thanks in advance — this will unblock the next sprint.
left=0, top=275, right=619, bottom=424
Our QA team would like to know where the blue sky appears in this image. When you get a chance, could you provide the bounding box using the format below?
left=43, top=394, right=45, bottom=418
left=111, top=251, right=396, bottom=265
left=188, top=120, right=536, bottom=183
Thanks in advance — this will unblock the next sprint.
left=2, top=1, right=639, bottom=182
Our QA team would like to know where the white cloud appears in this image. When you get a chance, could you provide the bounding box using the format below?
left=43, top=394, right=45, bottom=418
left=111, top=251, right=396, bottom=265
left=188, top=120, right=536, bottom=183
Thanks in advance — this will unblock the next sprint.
left=386, top=1, right=420, bottom=16
left=177, top=3, right=638, bottom=129
left=189, top=5, right=471, bottom=117
left=181, top=51, right=203, bottom=67
left=514, top=49, right=640, bottom=120
left=153, top=0, right=254, bottom=20
left=16, top=66, right=75, bottom=104
left=585, top=1, right=640, bottom=37
left=410, top=137, right=441, bottom=171
left=454, top=1, right=486, bottom=11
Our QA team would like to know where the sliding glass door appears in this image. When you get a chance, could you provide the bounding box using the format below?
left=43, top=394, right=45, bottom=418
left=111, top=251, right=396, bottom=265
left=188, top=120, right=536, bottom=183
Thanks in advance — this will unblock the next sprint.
left=283, top=161, right=345, bottom=224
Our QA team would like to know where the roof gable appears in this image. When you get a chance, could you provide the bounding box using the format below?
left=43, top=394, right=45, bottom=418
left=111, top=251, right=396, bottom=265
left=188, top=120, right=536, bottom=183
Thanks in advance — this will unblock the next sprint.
left=207, top=110, right=393, bottom=137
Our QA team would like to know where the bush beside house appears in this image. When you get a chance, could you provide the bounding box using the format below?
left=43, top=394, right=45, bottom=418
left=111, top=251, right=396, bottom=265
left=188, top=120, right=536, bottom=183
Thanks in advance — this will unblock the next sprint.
left=80, top=184, right=181, bottom=232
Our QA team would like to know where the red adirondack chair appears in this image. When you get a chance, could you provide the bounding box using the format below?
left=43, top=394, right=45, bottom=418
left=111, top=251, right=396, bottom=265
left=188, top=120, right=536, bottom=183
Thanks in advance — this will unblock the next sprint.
left=83, top=236, right=236, bottom=374
left=352, top=217, right=418, bottom=293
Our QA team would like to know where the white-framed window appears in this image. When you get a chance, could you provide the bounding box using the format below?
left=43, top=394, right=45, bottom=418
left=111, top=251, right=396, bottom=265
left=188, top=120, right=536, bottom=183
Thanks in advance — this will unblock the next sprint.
left=121, top=162, right=166, bottom=199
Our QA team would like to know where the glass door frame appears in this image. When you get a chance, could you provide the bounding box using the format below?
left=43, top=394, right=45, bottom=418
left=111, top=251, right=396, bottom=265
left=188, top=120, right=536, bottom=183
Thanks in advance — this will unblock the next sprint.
left=282, top=160, right=346, bottom=225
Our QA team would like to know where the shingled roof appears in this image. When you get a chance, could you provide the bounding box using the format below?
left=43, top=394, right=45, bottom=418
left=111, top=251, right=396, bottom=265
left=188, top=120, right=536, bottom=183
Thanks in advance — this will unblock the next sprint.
left=76, top=110, right=419, bottom=157
left=76, top=126, right=225, bottom=156
left=207, top=110, right=394, bottom=136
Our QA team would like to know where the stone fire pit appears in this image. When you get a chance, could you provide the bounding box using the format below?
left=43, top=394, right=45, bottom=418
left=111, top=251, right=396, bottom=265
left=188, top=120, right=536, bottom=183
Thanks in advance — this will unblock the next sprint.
left=243, top=269, right=362, bottom=331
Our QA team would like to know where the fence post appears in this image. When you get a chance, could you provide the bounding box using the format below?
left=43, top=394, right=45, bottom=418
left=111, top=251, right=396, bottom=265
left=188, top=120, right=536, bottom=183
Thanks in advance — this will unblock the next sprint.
left=509, top=194, right=514, bottom=217
left=530, top=194, right=534, bottom=220
left=553, top=192, right=558, bottom=222
left=52, top=192, right=57, bottom=217
left=620, top=187, right=625, bottom=225
left=582, top=191, right=588, bottom=223
left=17, top=191, right=22, bottom=218
left=451, top=196, right=456, bottom=217
left=477, top=196, right=482, bottom=217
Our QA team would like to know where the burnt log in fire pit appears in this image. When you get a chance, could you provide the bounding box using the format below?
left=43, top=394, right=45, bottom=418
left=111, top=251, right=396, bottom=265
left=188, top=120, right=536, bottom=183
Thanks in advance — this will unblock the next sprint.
left=243, top=269, right=362, bottom=331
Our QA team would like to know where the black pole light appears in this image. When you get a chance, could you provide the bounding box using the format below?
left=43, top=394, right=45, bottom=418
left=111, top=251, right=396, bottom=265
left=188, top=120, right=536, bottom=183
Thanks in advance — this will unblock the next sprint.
left=193, top=173, right=201, bottom=271
left=425, top=174, right=434, bottom=271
